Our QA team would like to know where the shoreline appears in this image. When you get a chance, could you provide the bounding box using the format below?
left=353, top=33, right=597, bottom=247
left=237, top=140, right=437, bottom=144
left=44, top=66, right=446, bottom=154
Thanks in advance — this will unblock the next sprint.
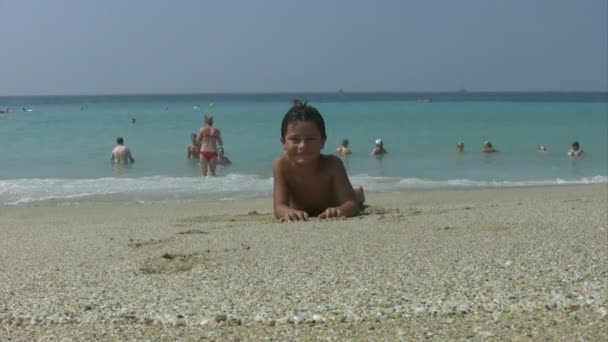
left=2, top=181, right=607, bottom=208
left=1, top=184, right=606, bottom=339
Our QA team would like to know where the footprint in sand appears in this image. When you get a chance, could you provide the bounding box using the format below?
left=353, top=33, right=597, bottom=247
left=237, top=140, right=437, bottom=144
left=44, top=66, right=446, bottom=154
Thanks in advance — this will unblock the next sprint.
left=140, top=252, right=203, bottom=274
left=128, top=237, right=174, bottom=248
left=177, top=212, right=275, bottom=225
left=176, top=229, right=209, bottom=235
left=364, top=207, right=401, bottom=215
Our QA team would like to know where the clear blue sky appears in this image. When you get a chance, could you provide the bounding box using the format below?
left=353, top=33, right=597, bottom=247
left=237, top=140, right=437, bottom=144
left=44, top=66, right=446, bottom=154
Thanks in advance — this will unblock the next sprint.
left=1, top=0, right=606, bottom=95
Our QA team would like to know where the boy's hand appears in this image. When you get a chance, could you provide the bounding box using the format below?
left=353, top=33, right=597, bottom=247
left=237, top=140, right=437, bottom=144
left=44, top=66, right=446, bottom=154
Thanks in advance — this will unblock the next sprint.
left=281, top=209, right=309, bottom=222
left=318, top=207, right=342, bottom=219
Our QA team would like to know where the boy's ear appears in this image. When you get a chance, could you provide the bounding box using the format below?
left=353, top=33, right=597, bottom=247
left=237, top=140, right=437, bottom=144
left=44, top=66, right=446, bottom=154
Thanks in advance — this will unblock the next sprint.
left=321, top=138, right=326, bottom=149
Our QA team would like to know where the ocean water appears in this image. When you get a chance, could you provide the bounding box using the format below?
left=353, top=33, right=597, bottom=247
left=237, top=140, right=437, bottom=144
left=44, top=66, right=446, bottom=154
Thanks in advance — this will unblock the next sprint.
left=0, top=92, right=606, bottom=205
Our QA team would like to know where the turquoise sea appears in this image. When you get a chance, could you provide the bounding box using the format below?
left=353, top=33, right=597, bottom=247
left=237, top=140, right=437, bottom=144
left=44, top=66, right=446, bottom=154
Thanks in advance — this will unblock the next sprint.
left=0, top=92, right=606, bottom=205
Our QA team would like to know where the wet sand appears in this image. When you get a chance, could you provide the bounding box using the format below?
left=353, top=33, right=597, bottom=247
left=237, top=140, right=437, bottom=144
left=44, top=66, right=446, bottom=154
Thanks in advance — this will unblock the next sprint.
left=1, top=184, right=607, bottom=340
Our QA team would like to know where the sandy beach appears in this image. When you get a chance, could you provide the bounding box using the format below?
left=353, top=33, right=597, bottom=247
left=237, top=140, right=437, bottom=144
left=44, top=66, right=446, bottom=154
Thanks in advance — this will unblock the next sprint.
left=1, top=184, right=606, bottom=340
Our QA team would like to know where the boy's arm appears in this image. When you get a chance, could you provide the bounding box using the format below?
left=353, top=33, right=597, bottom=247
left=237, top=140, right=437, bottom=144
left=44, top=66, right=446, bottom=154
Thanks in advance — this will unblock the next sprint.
left=319, top=156, right=360, bottom=218
left=273, top=158, right=308, bottom=221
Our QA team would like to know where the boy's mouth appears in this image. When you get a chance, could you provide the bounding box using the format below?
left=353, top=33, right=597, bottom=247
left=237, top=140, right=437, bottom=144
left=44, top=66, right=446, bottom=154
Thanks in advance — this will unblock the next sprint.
left=293, top=153, right=315, bottom=161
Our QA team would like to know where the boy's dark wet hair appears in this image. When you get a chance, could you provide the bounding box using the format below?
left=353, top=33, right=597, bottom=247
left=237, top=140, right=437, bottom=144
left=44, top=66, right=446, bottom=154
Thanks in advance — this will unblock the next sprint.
left=116, top=137, right=124, bottom=144
left=281, top=100, right=327, bottom=141
left=572, top=141, right=580, bottom=148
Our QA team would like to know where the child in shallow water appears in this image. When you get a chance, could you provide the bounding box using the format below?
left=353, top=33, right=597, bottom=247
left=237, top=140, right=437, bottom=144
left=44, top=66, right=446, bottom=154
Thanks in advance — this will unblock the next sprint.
left=568, top=141, right=584, bottom=156
left=335, top=138, right=352, bottom=155
left=273, top=100, right=364, bottom=221
left=371, top=139, right=387, bottom=156
left=218, top=147, right=232, bottom=166
left=481, top=141, right=497, bottom=153
left=187, top=133, right=200, bottom=159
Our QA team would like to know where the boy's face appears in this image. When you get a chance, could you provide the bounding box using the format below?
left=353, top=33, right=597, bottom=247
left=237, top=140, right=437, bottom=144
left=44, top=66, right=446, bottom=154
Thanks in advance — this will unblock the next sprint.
left=282, top=121, right=325, bottom=165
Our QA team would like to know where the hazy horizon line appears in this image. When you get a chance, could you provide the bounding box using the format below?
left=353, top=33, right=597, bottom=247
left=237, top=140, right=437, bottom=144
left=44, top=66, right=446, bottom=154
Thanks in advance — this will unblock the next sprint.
left=2, top=90, right=607, bottom=98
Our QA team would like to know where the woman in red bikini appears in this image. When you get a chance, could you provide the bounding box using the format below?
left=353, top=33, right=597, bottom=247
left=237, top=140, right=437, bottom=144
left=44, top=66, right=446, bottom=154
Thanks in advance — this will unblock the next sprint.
left=196, top=115, right=223, bottom=176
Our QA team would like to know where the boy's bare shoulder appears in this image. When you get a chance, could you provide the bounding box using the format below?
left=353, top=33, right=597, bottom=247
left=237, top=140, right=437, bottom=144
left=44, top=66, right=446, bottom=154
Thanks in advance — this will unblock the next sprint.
left=273, top=154, right=288, bottom=164
left=273, top=154, right=290, bottom=171
left=320, top=154, right=345, bottom=169
left=321, top=153, right=342, bottom=162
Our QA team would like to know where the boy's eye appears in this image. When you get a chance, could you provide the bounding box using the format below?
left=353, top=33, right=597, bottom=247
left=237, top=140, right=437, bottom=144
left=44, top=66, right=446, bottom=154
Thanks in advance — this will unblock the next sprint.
left=287, top=136, right=319, bottom=144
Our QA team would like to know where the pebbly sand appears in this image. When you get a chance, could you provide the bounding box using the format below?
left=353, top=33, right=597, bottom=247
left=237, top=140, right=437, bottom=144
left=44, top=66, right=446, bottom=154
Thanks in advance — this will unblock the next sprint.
left=1, top=184, right=607, bottom=340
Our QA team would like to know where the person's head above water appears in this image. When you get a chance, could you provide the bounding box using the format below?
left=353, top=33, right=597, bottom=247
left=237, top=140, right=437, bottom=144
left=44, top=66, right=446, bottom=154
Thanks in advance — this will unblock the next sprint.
left=204, top=115, right=214, bottom=126
left=457, top=142, right=464, bottom=151
left=341, top=138, right=349, bottom=147
left=571, top=141, right=580, bottom=150
left=280, top=99, right=327, bottom=142
left=116, top=137, right=124, bottom=145
left=371, top=138, right=387, bottom=156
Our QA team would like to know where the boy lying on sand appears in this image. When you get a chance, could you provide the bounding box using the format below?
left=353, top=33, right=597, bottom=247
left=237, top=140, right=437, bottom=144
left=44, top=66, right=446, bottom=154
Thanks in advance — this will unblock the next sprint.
left=273, top=100, right=364, bottom=222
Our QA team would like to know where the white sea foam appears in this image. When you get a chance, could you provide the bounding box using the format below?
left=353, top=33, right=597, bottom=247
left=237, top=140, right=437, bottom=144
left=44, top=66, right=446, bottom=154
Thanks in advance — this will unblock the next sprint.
left=0, top=174, right=605, bottom=205
left=348, top=175, right=608, bottom=192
